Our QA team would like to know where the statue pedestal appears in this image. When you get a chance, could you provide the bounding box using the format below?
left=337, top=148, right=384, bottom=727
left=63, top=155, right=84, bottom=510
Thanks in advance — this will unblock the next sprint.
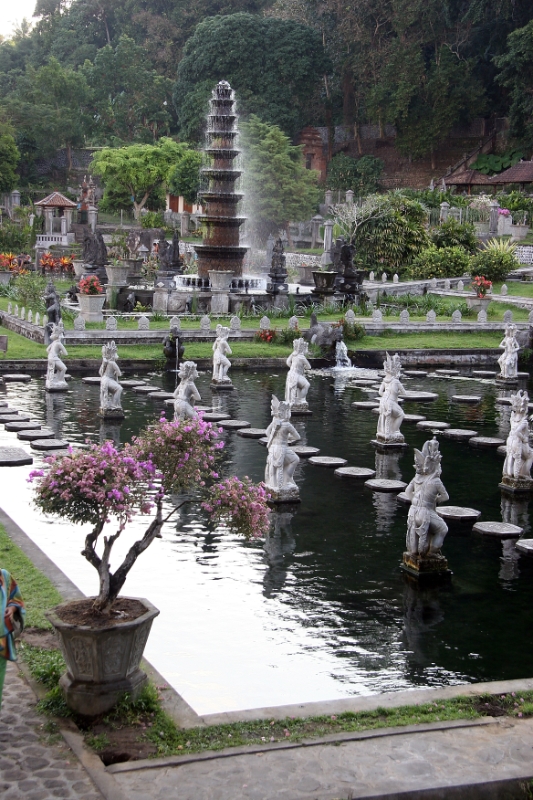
left=499, top=477, right=533, bottom=495
left=211, top=292, right=229, bottom=314
left=267, top=486, right=301, bottom=504
left=99, top=408, right=125, bottom=420
left=210, top=378, right=233, bottom=391
left=496, top=377, right=519, bottom=387
left=290, top=403, right=312, bottom=416
left=371, top=439, right=408, bottom=450
left=401, top=551, right=451, bottom=580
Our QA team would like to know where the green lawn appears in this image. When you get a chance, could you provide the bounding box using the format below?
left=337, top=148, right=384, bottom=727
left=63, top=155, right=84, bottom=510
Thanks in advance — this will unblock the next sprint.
left=358, top=330, right=504, bottom=350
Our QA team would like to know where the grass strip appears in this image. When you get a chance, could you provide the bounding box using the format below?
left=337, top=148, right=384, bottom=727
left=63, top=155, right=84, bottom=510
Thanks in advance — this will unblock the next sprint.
left=358, top=330, right=503, bottom=350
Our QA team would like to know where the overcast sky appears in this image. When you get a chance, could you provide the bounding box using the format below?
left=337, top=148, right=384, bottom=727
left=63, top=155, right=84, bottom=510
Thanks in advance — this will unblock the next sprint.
left=0, top=1, right=37, bottom=38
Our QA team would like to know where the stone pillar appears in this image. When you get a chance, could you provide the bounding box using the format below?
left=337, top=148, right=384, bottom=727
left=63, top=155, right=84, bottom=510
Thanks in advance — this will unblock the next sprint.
left=88, top=205, right=98, bottom=232
left=265, top=234, right=275, bottom=270
left=60, top=215, right=68, bottom=236
left=322, top=219, right=334, bottom=266
left=10, top=190, right=20, bottom=208
left=311, top=214, right=323, bottom=248
left=181, top=212, right=190, bottom=237
left=209, top=270, right=232, bottom=314
left=345, top=190, right=354, bottom=204
left=440, top=202, right=450, bottom=223
left=489, top=200, right=499, bottom=237
left=325, top=190, right=333, bottom=207
left=64, top=209, right=73, bottom=231
left=44, top=208, right=53, bottom=235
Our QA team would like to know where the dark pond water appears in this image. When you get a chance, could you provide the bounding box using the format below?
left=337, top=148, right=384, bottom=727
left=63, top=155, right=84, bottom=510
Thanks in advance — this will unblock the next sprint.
left=2, top=367, right=533, bottom=711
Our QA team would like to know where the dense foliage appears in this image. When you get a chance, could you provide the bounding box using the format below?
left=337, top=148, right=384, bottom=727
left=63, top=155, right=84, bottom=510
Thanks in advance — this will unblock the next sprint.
left=406, top=246, right=471, bottom=280
left=470, top=238, right=519, bottom=282
left=326, top=154, right=383, bottom=194
left=430, top=220, right=478, bottom=254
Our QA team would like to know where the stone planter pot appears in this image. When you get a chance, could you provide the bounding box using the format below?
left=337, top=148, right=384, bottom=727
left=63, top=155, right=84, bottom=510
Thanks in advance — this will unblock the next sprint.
left=77, top=293, right=106, bottom=323
left=106, top=263, right=131, bottom=287
left=473, top=222, right=490, bottom=235
left=208, top=270, right=233, bottom=292
left=312, top=270, right=336, bottom=293
left=297, top=264, right=315, bottom=286
left=46, top=597, right=159, bottom=716
left=124, top=258, right=144, bottom=279
left=73, top=260, right=85, bottom=278
left=511, top=224, right=530, bottom=241
left=465, top=295, right=491, bottom=314
left=0, top=272, right=11, bottom=286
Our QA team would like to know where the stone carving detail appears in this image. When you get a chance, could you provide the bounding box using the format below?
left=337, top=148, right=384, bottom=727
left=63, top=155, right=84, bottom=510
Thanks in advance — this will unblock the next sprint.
left=344, top=309, right=356, bottom=326
left=264, top=395, right=301, bottom=502
left=46, top=322, right=68, bottom=391
left=477, top=310, right=487, bottom=324
left=69, top=636, right=93, bottom=677
left=529, top=310, right=533, bottom=325
left=230, top=315, right=241, bottom=331
left=99, top=341, right=124, bottom=418
left=74, top=315, right=86, bottom=331
left=372, top=309, right=383, bottom=323
left=102, top=636, right=125, bottom=677
left=138, top=315, right=150, bottom=330
left=501, top=284, right=508, bottom=296
left=426, top=310, right=436, bottom=324
left=403, top=437, right=450, bottom=575
left=429, top=277, right=437, bottom=289
left=20, top=307, right=25, bottom=321
left=501, top=390, right=533, bottom=492
left=285, top=338, right=311, bottom=412
left=393, top=273, right=399, bottom=284
left=457, top=280, right=464, bottom=292
left=173, top=361, right=201, bottom=420
left=200, top=315, right=211, bottom=331
left=444, top=279, right=451, bottom=290
left=503, top=310, right=513, bottom=324
left=128, top=626, right=150, bottom=674
left=260, top=315, right=271, bottom=330
left=399, top=309, right=410, bottom=325
left=369, top=271, right=375, bottom=282
left=7, top=302, right=11, bottom=315
left=451, top=310, right=462, bottom=323
left=498, top=323, right=520, bottom=380
left=376, top=353, right=406, bottom=446
left=35, top=312, right=41, bottom=327
left=105, top=315, right=118, bottom=331
left=212, top=324, right=232, bottom=385
left=14, top=304, right=18, bottom=317
left=381, top=272, right=387, bottom=283
left=44, top=281, right=61, bottom=345
left=288, top=315, right=299, bottom=330
left=169, top=316, right=181, bottom=331
left=28, top=310, right=33, bottom=324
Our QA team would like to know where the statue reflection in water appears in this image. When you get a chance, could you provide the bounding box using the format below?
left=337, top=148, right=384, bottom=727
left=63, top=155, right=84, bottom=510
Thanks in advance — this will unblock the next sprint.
left=499, top=495, right=529, bottom=583
left=99, top=421, right=122, bottom=448
left=402, top=578, right=446, bottom=677
left=373, top=449, right=404, bottom=534
left=263, top=505, right=298, bottom=598
left=45, top=391, right=66, bottom=439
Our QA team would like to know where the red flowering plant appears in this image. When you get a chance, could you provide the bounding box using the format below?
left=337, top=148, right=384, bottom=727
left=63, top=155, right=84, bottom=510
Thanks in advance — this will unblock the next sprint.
left=0, top=252, right=17, bottom=272
left=471, top=275, right=492, bottom=297
left=78, top=274, right=103, bottom=295
left=30, top=417, right=270, bottom=613
left=40, top=251, right=59, bottom=273
left=256, top=328, right=278, bottom=343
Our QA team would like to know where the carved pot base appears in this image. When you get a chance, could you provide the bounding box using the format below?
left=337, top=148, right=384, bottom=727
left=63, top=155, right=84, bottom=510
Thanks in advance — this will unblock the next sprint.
left=267, top=486, right=301, bottom=504
left=499, top=477, right=533, bottom=495
left=99, top=408, right=125, bottom=419
left=371, top=439, right=408, bottom=450
left=401, top=551, right=452, bottom=581
left=210, top=379, right=234, bottom=391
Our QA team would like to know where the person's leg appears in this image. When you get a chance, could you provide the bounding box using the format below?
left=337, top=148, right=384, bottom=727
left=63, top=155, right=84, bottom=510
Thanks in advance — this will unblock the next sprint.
left=0, top=657, right=7, bottom=711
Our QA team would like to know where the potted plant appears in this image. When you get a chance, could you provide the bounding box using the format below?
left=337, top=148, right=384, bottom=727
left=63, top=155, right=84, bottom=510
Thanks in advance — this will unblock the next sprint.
left=77, top=274, right=106, bottom=322
left=312, top=267, right=336, bottom=294
left=0, top=252, right=15, bottom=285
left=106, top=257, right=131, bottom=288
left=466, top=275, right=492, bottom=313
left=30, top=417, right=270, bottom=715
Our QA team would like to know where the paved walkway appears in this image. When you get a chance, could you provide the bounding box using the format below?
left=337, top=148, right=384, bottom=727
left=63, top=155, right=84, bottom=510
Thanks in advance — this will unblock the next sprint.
left=0, top=662, right=103, bottom=800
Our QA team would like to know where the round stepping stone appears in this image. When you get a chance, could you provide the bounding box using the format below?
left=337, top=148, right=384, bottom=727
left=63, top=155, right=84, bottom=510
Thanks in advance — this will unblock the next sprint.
left=4, top=421, right=41, bottom=432
left=292, top=446, right=320, bottom=457
left=516, top=539, right=533, bottom=556
left=351, top=379, right=376, bottom=386
left=452, top=395, right=481, bottom=404
left=2, top=374, right=31, bottom=382
left=30, top=439, right=70, bottom=451
left=334, top=466, right=376, bottom=479
left=495, top=396, right=512, bottom=405
left=436, top=506, right=481, bottom=524
left=133, top=385, right=160, bottom=394
left=258, top=437, right=269, bottom=446
left=353, top=401, right=379, bottom=410
left=403, top=370, right=428, bottom=377
left=473, top=521, right=523, bottom=538
left=442, top=428, right=478, bottom=441
left=518, top=372, right=529, bottom=379
left=308, top=456, right=348, bottom=468
left=237, top=428, right=267, bottom=438
left=82, top=376, right=101, bottom=384
left=473, top=370, right=496, bottom=378
left=147, top=391, right=174, bottom=400
left=202, top=412, right=231, bottom=422
left=218, top=419, right=251, bottom=430
left=403, top=414, right=427, bottom=423
left=17, top=429, right=55, bottom=441
left=364, top=478, right=407, bottom=493
left=0, top=408, right=21, bottom=415
left=360, top=387, right=378, bottom=394
left=402, top=391, right=438, bottom=401
left=396, top=491, right=411, bottom=505
left=435, top=369, right=460, bottom=376
left=196, top=406, right=212, bottom=412
left=0, top=447, right=33, bottom=466
left=0, top=414, right=31, bottom=423
left=0, top=400, right=7, bottom=407
left=469, top=436, right=505, bottom=449
left=497, top=445, right=507, bottom=457
left=416, top=420, right=451, bottom=430
left=120, top=379, right=146, bottom=387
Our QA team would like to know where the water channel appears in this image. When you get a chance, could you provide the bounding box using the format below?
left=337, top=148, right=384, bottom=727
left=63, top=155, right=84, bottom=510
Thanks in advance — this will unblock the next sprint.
left=1, top=368, right=532, bottom=714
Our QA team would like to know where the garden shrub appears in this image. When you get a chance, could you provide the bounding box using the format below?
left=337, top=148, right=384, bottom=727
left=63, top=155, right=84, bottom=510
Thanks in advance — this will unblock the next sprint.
left=141, top=211, right=165, bottom=229
left=406, top=246, right=470, bottom=279
left=469, top=238, right=519, bottom=283
left=0, top=222, right=30, bottom=252
left=14, top=272, right=47, bottom=311
left=430, top=220, right=478, bottom=254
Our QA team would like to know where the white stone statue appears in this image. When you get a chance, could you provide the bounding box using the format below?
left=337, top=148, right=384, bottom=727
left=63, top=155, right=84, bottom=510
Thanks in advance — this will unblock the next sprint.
left=498, top=323, right=520, bottom=380
left=264, top=396, right=301, bottom=502
left=501, top=390, right=533, bottom=491
left=212, top=324, right=232, bottom=385
left=375, top=353, right=407, bottom=446
left=99, top=341, right=124, bottom=418
left=173, top=361, right=201, bottom=420
left=405, top=438, right=449, bottom=559
left=285, top=338, right=311, bottom=411
left=45, top=322, right=68, bottom=392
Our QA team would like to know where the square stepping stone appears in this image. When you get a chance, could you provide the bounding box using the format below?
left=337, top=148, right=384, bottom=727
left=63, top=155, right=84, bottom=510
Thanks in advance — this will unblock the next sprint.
left=516, top=539, right=533, bottom=556
left=17, top=429, right=56, bottom=441
left=403, top=370, right=428, bottom=377
left=0, top=447, right=33, bottom=466
left=435, top=369, right=460, bottom=376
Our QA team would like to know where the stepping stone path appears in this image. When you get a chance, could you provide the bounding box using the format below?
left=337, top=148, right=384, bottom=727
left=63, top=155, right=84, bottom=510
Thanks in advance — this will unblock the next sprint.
left=258, top=437, right=269, bottom=446
left=452, top=395, right=481, bottom=404
left=290, top=408, right=313, bottom=416
left=353, top=401, right=379, bottom=409
left=435, top=369, right=460, bottom=376
left=403, top=370, right=428, bottom=377
left=0, top=414, right=31, bottom=423
left=292, top=446, right=321, bottom=457
left=360, top=387, right=378, bottom=394
left=497, top=445, right=507, bottom=456
left=196, top=406, right=213, bottom=412
left=82, top=376, right=101, bottom=384
left=218, top=419, right=251, bottom=430
left=495, top=397, right=512, bottom=405
left=516, top=539, right=533, bottom=555
left=17, top=428, right=56, bottom=440
left=308, top=456, right=348, bottom=467
left=133, top=385, right=160, bottom=394
left=0, top=407, right=21, bottom=415
left=334, top=466, right=376, bottom=479
left=2, top=374, right=31, bottom=382
left=469, top=436, right=505, bottom=449
left=202, top=412, right=232, bottom=422
left=416, top=420, right=451, bottom=430
left=0, top=447, right=33, bottom=466
left=436, top=506, right=481, bottom=524
left=473, top=370, right=497, bottom=378
left=396, top=491, right=411, bottom=505
left=4, top=421, right=41, bottom=432
left=0, top=400, right=7, bottom=407
left=402, top=391, right=438, bottom=401
left=442, top=428, right=478, bottom=441
left=120, top=379, right=146, bottom=387
left=237, top=428, right=267, bottom=438
left=403, top=414, right=427, bottom=423
left=31, top=438, right=70, bottom=450
left=473, top=521, right=523, bottom=538
left=147, top=391, right=175, bottom=400
left=351, top=379, right=377, bottom=386
left=364, top=478, right=407, bottom=493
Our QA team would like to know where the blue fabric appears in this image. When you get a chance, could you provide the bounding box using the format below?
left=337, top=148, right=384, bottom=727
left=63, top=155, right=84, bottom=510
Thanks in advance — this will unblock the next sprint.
left=0, top=569, right=25, bottom=661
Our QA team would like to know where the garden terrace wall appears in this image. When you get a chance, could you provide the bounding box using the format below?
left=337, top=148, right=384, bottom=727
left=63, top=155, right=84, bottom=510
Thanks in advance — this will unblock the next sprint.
left=353, top=349, right=504, bottom=368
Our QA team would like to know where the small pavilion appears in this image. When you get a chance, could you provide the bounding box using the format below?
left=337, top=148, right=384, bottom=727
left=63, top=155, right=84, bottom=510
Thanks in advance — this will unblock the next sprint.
left=444, top=169, right=494, bottom=195
left=34, top=192, right=77, bottom=245
left=490, top=161, right=533, bottom=190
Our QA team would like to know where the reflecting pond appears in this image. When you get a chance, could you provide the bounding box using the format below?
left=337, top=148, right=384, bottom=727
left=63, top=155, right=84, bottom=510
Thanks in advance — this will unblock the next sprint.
left=1, top=368, right=532, bottom=714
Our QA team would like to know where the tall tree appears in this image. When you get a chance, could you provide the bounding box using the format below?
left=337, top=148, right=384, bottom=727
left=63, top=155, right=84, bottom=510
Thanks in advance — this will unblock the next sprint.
left=495, top=20, right=533, bottom=152
left=0, top=123, right=20, bottom=193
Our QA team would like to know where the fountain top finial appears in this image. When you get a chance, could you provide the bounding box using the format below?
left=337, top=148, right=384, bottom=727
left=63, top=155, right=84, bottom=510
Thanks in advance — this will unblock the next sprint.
left=215, top=80, right=233, bottom=99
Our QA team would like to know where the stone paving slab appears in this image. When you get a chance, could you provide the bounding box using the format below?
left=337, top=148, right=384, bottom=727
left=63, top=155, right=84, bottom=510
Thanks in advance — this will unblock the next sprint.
left=109, top=717, right=533, bottom=800
left=0, top=662, right=103, bottom=800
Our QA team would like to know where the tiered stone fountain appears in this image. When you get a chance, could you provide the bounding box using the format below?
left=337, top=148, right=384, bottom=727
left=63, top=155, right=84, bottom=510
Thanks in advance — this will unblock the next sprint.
left=195, top=81, right=248, bottom=312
